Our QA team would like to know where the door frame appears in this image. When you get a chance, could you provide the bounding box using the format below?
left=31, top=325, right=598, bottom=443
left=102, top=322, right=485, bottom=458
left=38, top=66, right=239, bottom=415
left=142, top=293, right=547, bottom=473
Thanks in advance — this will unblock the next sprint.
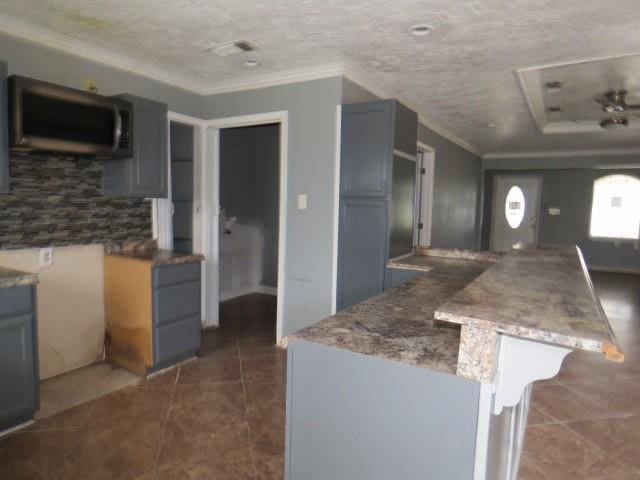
left=153, top=111, right=207, bottom=324
left=416, top=142, right=435, bottom=247
left=204, top=111, right=288, bottom=341
left=489, top=174, right=543, bottom=251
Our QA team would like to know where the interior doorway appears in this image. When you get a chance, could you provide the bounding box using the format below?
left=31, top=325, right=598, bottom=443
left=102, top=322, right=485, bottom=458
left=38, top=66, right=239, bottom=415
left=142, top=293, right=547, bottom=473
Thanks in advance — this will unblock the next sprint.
left=490, top=175, right=542, bottom=252
left=416, top=144, right=435, bottom=247
left=204, top=111, right=288, bottom=342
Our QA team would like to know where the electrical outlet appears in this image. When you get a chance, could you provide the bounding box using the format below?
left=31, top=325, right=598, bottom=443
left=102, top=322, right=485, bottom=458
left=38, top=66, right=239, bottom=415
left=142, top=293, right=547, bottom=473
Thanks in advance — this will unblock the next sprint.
left=297, top=194, right=308, bottom=210
left=548, top=207, right=561, bottom=216
left=39, top=247, right=53, bottom=267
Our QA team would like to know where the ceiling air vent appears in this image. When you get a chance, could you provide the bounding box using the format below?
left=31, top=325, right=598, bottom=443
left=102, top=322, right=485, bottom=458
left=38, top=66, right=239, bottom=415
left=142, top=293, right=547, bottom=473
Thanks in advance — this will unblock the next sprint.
left=206, top=40, right=255, bottom=57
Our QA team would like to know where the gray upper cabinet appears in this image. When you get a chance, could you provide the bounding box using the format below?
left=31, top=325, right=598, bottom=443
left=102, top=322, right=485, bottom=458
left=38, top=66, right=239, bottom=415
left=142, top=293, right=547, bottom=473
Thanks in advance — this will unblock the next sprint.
left=0, top=60, right=9, bottom=194
left=337, top=99, right=417, bottom=310
left=103, top=94, right=168, bottom=198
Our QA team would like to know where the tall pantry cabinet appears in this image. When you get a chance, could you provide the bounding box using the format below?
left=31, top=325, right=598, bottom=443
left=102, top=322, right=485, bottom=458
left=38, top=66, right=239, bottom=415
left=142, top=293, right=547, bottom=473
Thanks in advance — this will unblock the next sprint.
left=337, top=100, right=418, bottom=310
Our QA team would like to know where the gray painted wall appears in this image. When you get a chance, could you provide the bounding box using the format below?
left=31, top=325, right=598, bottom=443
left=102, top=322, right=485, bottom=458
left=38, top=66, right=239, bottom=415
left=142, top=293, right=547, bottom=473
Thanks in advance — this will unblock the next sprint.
left=484, top=154, right=640, bottom=171
left=481, top=169, right=640, bottom=272
left=0, top=33, right=203, bottom=117
left=418, top=124, right=482, bottom=250
left=203, top=78, right=342, bottom=336
left=220, top=125, right=280, bottom=287
left=341, top=77, right=380, bottom=104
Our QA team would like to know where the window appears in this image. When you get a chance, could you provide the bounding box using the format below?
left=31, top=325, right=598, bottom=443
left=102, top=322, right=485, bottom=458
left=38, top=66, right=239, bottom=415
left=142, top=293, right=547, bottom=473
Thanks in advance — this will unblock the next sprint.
left=505, top=186, right=526, bottom=229
left=589, top=174, right=640, bottom=240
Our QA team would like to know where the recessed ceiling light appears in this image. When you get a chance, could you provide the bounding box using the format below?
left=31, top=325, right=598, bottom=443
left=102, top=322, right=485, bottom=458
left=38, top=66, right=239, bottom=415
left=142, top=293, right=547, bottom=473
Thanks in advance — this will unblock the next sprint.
left=547, top=106, right=562, bottom=113
left=206, top=39, right=255, bottom=57
left=545, top=81, right=563, bottom=91
left=244, top=59, right=260, bottom=68
left=410, top=24, right=433, bottom=37
left=600, top=117, right=629, bottom=129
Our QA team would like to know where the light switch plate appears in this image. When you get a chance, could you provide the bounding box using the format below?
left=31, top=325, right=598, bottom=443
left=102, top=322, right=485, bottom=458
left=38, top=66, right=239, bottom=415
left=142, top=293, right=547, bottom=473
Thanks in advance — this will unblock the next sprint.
left=297, top=194, right=308, bottom=210
left=39, top=247, right=53, bottom=267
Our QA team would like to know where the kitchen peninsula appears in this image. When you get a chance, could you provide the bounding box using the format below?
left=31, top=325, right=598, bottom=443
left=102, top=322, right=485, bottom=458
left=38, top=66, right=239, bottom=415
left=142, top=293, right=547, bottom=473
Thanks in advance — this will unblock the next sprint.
left=283, top=246, right=622, bottom=480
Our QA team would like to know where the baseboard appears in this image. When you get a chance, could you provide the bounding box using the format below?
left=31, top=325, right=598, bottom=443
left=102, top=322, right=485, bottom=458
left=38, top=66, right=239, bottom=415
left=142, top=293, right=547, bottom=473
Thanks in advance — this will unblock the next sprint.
left=220, top=284, right=277, bottom=302
left=589, top=266, right=640, bottom=275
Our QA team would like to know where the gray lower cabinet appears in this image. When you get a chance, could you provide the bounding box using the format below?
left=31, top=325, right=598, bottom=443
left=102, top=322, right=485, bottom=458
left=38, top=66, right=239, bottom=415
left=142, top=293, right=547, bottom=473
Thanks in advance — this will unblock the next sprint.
left=0, top=286, right=39, bottom=431
left=151, top=263, right=201, bottom=370
left=0, top=59, right=9, bottom=193
left=337, top=100, right=418, bottom=310
left=103, top=94, right=168, bottom=198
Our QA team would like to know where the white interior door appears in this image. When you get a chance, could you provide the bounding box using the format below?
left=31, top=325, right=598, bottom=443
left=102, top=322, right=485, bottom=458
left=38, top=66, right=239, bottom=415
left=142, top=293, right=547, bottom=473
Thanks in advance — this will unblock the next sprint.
left=490, top=175, right=541, bottom=252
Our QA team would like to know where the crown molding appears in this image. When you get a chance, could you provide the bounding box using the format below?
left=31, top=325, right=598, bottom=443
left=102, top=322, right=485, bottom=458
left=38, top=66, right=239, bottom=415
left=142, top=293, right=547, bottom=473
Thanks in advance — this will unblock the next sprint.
left=483, top=148, right=640, bottom=160
left=200, top=63, right=346, bottom=95
left=0, top=13, right=482, bottom=156
left=0, top=13, right=206, bottom=94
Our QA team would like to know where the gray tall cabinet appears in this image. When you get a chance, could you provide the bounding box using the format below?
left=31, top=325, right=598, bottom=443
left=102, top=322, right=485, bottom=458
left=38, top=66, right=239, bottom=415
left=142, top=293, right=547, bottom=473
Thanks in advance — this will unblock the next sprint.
left=337, top=100, right=418, bottom=310
left=0, top=59, right=8, bottom=193
left=103, top=94, right=168, bottom=198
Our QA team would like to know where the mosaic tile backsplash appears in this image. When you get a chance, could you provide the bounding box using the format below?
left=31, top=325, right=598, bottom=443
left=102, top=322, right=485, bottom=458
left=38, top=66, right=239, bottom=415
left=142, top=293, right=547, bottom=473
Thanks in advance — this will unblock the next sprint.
left=0, top=155, right=152, bottom=249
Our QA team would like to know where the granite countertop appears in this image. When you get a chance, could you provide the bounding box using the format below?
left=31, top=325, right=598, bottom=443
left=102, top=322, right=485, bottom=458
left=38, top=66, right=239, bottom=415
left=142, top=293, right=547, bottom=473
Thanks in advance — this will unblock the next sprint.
left=435, top=246, right=623, bottom=361
left=285, top=256, right=494, bottom=376
left=388, top=248, right=500, bottom=272
left=107, top=249, right=204, bottom=266
left=0, top=266, right=38, bottom=289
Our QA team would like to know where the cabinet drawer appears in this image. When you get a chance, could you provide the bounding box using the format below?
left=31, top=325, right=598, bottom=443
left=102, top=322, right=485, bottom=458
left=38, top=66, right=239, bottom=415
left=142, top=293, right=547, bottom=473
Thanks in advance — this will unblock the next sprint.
left=153, top=262, right=200, bottom=288
left=0, top=287, right=33, bottom=318
left=154, top=315, right=200, bottom=366
left=154, top=281, right=200, bottom=326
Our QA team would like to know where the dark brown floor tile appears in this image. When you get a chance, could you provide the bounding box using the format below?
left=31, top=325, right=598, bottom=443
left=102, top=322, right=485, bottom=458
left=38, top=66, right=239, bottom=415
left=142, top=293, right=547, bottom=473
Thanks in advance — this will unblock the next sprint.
left=563, top=376, right=640, bottom=416
left=565, top=415, right=640, bottom=471
left=522, top=424, right=630, bottom=479
left=531, top=384, right=607, bottom=422
left=26, top=400, right=95, bottom=431
left=0, top=430, right=72, bottom=480
left=139, top=366, right=180, bottom=387
left=527, top=407, right=555, bottom=426
left=255, top=455, right=284, bottom=480
left=517, top=456, right=549, bottom=480
left=157, top=407, right=252, bottom=468
left=178, top=355, right=242, bottom=384
left=156, top=460, right=255, bottom=480
left=171, top=381, right=246, bottom=414
left=58, top=416, right=165, bottom=478
left=87, top=384, right=172, bottom=428
left=241, top=351, right=286, bottom=381
left=239, top=336, right=281, bottom=358
left=245, top=379, right=286, bottom=458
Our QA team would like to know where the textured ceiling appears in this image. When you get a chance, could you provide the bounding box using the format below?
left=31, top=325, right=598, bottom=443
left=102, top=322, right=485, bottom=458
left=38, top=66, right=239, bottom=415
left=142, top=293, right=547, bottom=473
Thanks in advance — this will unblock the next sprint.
left=1, top=0, right=640, bottom=156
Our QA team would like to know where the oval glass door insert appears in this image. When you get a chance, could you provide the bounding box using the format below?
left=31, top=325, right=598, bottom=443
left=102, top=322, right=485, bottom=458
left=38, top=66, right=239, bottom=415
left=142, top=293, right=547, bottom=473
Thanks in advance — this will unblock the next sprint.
left=505, top=186, right=525, bottom=229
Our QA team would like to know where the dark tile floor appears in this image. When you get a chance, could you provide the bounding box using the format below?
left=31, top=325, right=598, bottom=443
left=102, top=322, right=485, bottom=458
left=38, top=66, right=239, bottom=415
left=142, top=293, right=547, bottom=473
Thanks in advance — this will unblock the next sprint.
left=2, top=273, right=638, bottom=480
left=520, top=272, right=640, bottom=480
left=0, top=293, right=285, bottom=480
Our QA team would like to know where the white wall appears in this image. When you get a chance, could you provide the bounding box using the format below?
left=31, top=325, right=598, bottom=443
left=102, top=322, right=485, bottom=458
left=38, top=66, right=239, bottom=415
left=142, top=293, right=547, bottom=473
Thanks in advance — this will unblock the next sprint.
left=0, top=245, right=105, bottom=379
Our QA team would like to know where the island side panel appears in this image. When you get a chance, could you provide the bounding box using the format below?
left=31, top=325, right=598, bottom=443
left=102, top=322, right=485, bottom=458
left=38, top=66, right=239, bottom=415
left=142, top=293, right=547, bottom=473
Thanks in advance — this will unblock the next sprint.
left=285, top=340, right=481, bottom=480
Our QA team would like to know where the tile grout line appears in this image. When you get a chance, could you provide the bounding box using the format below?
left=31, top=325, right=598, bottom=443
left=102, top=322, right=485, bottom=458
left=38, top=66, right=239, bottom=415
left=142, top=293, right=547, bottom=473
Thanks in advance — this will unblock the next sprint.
left=235, top=300, right=259, bottom=480
left=151, top=365, right=181, bottom=475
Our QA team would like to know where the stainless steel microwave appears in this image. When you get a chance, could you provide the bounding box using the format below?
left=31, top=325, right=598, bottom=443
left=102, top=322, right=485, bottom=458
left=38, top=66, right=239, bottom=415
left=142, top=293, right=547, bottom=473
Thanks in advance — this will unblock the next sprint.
left=8, top=75, right=133, bottom=158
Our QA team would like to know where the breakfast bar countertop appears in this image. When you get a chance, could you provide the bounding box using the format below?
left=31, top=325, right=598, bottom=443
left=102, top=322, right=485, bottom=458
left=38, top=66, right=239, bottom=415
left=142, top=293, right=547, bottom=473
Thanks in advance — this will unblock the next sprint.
left=434, top=245, right=623, bottom=361
left=0, top=266, right=38, bottom=289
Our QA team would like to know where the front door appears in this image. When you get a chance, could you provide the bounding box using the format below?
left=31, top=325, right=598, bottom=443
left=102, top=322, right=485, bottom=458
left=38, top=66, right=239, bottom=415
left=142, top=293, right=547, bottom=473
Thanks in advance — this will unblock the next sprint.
left=490, top=175, right=541, bottom=252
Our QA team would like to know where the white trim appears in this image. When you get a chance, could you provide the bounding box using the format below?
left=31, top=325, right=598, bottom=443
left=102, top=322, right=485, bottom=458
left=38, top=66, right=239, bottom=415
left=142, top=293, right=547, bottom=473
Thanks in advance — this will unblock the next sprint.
left=0, top=420, right=34, bottom=437
left=205, top=111, right=288, bottom=342
left=483, top=148, right=640, bottom=160
left=201, top=63, right=346, bottom=95
left=393, top=149, right=417, bottom=161
left=331, top=105, right=342, bottom=315
left=219, top=284, right=278, bottom=302
left=416, top=146, right=435, bottom=247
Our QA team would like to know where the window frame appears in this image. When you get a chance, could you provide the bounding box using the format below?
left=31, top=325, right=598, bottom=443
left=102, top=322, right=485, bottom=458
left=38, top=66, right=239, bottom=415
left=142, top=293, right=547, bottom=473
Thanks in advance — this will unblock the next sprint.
left=588, top=173, right=640, bottom=244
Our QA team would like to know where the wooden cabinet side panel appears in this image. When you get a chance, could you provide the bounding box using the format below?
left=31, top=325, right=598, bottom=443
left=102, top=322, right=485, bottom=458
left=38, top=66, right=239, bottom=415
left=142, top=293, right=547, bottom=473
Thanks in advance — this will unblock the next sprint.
left=104, top=256, right=153, bottom=375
